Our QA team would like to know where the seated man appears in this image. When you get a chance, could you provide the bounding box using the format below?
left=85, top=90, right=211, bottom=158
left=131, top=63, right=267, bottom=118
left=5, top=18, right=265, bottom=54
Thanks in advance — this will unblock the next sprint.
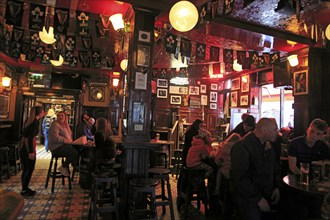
left=288, top=118, right=329, bottom=174
left=227, top=114, right=255, bottom=139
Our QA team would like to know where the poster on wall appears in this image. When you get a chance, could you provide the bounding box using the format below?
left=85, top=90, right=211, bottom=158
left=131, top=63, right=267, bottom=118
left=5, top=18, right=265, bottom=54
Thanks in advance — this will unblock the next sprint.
left=169, top=86, right=188, bottom=94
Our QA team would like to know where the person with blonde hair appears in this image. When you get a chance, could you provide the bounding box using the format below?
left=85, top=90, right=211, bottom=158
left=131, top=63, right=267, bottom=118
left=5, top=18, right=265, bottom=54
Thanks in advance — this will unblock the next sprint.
left=20, top=106, right=45, bottom=196
left=48, top=111, right=79, bottom=177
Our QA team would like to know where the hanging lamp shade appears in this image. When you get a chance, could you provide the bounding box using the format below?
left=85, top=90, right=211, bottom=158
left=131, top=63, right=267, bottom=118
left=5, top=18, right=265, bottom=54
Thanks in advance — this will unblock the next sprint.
left=287, top=54, right=299, bottom=67
left=50, top=55, right=64, bottom=66
left=39, top=26, right=56, bottom=44
left=169, top=1, right=198, bottom=32
left=109, top=13, right=125, bottom=30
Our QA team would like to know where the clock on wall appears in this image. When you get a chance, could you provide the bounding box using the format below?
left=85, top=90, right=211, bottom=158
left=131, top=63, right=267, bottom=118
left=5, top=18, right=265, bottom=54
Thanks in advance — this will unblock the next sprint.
left=89, top=86, right=105, bottom=102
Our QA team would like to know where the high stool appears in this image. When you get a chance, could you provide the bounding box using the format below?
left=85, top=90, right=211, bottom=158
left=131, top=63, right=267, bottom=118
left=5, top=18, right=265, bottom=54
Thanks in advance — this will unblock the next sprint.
left=148, top=168, right=175, bottom=220
left=45, top=155, right=72, bottom=193
left=89, top=170, right=119, bottom=220
left=177, top=167, right=209, bottom=218
left=8, top=143, right=21, bottom=175
left=172, top=149, right=183, bottom=179
left=129, top=178, right=158, bottom=220
left=154, top=151, right=168, bottom=168
left=0, top=147, right=10, bottom=182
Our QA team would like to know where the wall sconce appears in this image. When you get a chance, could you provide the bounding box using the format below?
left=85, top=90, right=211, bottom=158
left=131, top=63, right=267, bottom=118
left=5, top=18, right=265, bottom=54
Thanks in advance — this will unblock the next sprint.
left=169, top=1, right=198, bottom=32
left=287, top=54, right=299, bottom=67
left=50, top=55, right=64, bottom=66
left=2, top=76, right=11, bottom=87
left=39, top=26, right=56, bottom=44
left=120, top=59, right=128, bottom=71
left=109, top=13, right=124, bottom=31
left=112, top=78, right=119, bottom=87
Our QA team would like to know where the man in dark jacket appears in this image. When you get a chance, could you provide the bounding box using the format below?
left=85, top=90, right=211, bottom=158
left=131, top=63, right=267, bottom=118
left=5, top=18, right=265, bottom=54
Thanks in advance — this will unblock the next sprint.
left=230, top=118, right=280, bottom=220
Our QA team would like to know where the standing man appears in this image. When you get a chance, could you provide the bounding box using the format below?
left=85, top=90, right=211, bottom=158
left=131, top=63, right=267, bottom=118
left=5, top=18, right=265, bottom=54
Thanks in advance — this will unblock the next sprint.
left=288, top=118, right=329, bottom=174
left=230, top=118, right=280, bottom=220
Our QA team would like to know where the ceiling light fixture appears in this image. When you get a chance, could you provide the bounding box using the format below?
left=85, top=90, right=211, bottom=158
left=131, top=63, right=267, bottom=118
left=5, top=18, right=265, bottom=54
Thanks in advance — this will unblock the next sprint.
left=50, top=55, right=64, bottom=66
left=169, top=1, right=198, bottom=32
left=233, top=59, right=243, bottom=72
left=120, top=59, right=128, bottom=71
left=109, top=13, right=125, bottom=30
left=287, top=54, right=299, bottom=67
left=39, top=26, right=56, bottom=44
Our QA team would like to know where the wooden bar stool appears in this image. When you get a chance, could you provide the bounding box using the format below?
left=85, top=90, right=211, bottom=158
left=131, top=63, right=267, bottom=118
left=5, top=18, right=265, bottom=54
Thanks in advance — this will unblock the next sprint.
left=177, top=167, right=209, bottom=218
left=89, top=171, right=119, bottom=220
left=172, top=149, right=183, bottom=179
left=45, top=155, right=72, bottom=193
left=148, top=168, right=175, bottom=220
left=0, top=147, right=10, bottom=182
left=129, top=178, right=158, bottom=220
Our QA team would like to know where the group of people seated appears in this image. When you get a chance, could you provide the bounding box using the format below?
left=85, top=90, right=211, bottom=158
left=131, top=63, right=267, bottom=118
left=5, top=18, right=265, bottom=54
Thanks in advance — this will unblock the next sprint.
left=180, top=115, right=330, bottom=220
left=46, top=111, right=118, bottom=177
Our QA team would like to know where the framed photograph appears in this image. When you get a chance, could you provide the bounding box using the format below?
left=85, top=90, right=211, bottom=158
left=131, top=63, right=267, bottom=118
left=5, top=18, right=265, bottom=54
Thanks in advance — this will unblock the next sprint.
left=293, top=70, right=308, bottom=95
left=200, top=84, right=207, bottom=93
left=201, top=95, right=208, bottom=106
left=137, top=44, right=150, bottom=67
left=169, top=86, right=188, bottom=94
left=210, top=91, right=217, bottom=102
left=241, top=75, right=250, bottom=92
left=210, top=103, right=217, bottom=110
left=189, top=86, right=200, bottom=95
left=133, top=102, right=145, bottom=124
left=135, top=72, right=147, bottom=90
left=170, top=95, right=182, bottom=105
left=157, top=88, right=168, bottom=98
left=157, top=79, right=168, bottom=88
left=240, top=95, right=249, bottom=106
left=231, top=78, right=240, bottom=90
left=89, top=86, right=105, bottom=102
left=231, top=91, right=238, bottom=107
left=211, top=83, right=218, bottom=91
left=138, top=30, right=151, bottom=43
left=189, top=97, right=201, bottom=108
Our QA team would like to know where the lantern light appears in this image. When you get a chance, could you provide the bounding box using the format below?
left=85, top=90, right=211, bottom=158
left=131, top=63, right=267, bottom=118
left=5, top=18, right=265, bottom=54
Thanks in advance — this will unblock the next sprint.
left=2, top=76, right=11, bottom=87
left=109, top=13, right=125, bottom=30
left=50, top=55, right=64, bottom=66
left=120, top=59, right=128, bottom=71
left=287, top=54, right=299, bottom=67
left=169, top=1, right=198, bottom=32
left=39, top=26, right=56, bottom=44
left=112, top=78, right=119, bottom=87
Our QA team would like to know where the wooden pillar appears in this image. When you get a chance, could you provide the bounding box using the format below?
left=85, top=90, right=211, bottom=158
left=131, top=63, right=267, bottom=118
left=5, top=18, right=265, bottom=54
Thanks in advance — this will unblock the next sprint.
left=123, top=8, right=157, bottom=178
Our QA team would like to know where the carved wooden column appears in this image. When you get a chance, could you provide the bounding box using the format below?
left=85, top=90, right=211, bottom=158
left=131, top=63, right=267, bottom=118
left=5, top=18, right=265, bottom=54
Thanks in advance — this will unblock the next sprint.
left=123, top=8, right=157, bottom=178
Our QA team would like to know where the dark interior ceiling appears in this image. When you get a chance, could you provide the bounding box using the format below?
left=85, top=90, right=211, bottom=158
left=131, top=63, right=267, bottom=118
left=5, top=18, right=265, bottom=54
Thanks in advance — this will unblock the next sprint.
left=1, top=0, right=329, bottom=74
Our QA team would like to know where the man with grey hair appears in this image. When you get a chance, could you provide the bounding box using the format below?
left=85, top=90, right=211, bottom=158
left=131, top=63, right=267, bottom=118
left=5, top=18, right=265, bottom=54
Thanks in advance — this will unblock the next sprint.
left=231, top=118, right=280, bottom=220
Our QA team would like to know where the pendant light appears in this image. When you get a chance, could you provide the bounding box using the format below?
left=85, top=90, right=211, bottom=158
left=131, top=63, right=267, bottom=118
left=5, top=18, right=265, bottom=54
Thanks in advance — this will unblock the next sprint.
left=169, top=1, right=198, bottom=32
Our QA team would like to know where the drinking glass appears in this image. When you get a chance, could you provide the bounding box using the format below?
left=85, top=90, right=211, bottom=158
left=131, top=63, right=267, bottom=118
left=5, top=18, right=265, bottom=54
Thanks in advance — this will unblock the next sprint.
left=300, top=162, right=310, bottom=185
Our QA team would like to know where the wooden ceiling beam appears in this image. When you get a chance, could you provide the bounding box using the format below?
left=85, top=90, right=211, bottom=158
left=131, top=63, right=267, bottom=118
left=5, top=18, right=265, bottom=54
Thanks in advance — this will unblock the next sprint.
left=213, top=15, right=315, bottom=46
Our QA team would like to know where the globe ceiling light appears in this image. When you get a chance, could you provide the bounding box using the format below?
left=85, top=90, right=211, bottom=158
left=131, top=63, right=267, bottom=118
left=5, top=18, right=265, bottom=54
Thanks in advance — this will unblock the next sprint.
left=287, top=54, right=299, bottom=67
left=233, top=59, right=243, bottom=72
left=109, top=13, right=124, bottom=30
left=169, top=1, right=198, bottom=32
left=120, top=59, right=128, bottom=71
left=39, top=26, right=56, bottom=44
left=50, top=55, right=64, bottom=66
left=2, top=76, right=11, bottom=87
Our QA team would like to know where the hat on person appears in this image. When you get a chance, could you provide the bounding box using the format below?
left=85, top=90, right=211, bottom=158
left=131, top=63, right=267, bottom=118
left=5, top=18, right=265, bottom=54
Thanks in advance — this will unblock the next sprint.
left=243, top=115, right=255, bottom=127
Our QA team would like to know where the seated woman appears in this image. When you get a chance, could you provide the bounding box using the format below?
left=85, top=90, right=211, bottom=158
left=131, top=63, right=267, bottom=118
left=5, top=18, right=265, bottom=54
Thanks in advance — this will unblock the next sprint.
left=186, top=129, right=214, bottom=178
left=48, top=111, right=79, bottom=177
left=94, top=117, right=116, bottom=171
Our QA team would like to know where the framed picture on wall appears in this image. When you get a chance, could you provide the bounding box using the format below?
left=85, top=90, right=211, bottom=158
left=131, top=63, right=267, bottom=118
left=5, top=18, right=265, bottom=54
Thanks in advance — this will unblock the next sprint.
left=137, top=44, right=150, bottom=67
left=293, top=70, right=308, bottom=95
left=169, top=86, right=188, bottom=94
left=200, top=84, right=207, bottom=93
left=240, top=95, right=249, bottom=106
left=210, top=91, right=217, bottom=102
left=210, top=103, right=217, bottom=109
left=157, top=88, right=168, bottom=98
left=138, top=30, right=151, bottom=43
left=201, top=95, right=208, bottom=105
left=211, top=83, right=218, bottom=91
left=135, top=72, right=147, bottom=90
left=189, top=86, right=200, bottom=95
left=157, top=79, right=168, bottom=88
left=231, top=78, right=240, bottom=90
left=231, top=91, right=238, bottom=107
left=170, top=95, right=181, bottom=104
left=241, top=75, right=250, bottom=92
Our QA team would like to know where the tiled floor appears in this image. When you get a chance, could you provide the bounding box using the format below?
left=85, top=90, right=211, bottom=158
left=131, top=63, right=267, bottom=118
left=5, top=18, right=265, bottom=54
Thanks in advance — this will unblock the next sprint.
left=0, top=145, right=219, bottom=220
